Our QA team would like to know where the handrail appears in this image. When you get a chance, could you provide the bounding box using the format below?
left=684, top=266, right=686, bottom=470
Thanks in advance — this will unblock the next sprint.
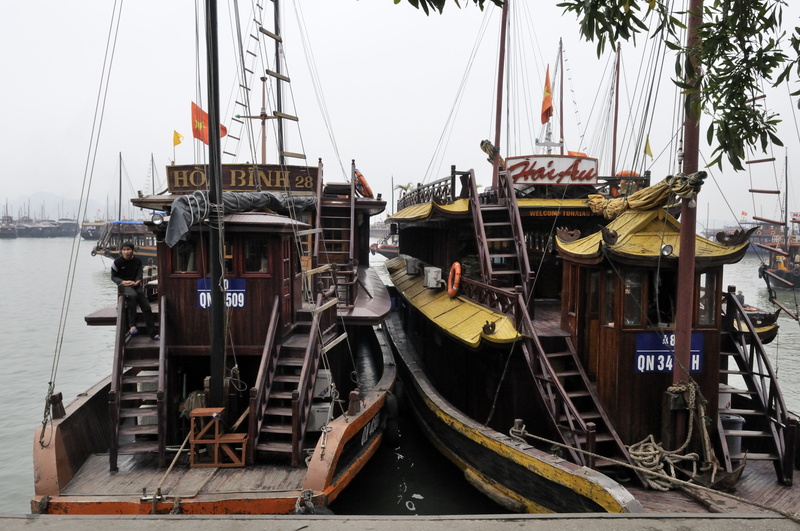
left=247, top=295, right=281, bottom=464
left=108, top=294, right=127, bottom=471
left=349, top=161, right=356, bottom=263
left=466, top=168, right=493, bottom=284
left=156, top=295, right=167, bottom=468
left=292, top=292, right=335, bottom=465
left=498, top=169, right=533, bottom=301
left=396, top=175, right=457, bottom=211
left=723, top=289, right=789, bottom=481
left=513, top=292, right=590, bottom=464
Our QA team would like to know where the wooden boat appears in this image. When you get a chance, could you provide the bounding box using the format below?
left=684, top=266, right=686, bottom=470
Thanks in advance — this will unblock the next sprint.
left=32, top=1, right=396, bottom=516
left=91, top=220, right=158, bottom=261
left=382, top=0, right=799, bottom=517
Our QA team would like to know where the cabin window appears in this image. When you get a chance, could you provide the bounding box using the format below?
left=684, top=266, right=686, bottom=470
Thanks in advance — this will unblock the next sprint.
left=224, top=241, right=234, bottom=273
left=698, top=271, right=717, bottom=326
left=623, top=272, right=644, bottom=327
left=244, top=237, right=271, bottom=274
left=647, top=271, right=676, bottom=327
left=171, top=240, right=198, bottom=273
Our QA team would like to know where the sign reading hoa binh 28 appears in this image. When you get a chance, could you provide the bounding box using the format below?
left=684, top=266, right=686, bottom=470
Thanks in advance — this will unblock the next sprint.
left=506, top=155, right=598, bottom=186
left=167, top=164, right=319, bottom=193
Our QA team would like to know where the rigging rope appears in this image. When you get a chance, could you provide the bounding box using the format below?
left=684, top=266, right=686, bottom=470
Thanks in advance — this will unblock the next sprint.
left=40, top=0, right=125, bottom=447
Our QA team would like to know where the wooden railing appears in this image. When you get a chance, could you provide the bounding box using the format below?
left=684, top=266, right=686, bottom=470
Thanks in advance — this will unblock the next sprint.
left=396, top=171, right=465, bottom=211
left=723, top=288, right=793, bottom=483
left=247, top=295, right=281, bottom=465
left=155, top=296, right=167, bottom=468
left=108, top=294, right=127, bottom=471
left=290, top=293, right=336, bottom=466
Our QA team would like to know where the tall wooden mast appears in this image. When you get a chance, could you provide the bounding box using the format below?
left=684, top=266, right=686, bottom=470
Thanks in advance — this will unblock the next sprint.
left=672, top=0, right=703, bottom=385
left=204, top=0, right=226, bottom=406
left=491, top=0, right=510, bottom=188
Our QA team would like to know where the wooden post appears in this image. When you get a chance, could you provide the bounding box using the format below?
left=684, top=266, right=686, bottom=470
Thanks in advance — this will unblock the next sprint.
left=585, top=422, right=596, bottom=469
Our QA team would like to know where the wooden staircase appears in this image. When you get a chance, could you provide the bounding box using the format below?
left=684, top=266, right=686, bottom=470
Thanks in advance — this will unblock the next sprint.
left=514, top=294, right=640, bottom=481
left=252, top=294, right=342, bottom=466
left=465, top=167, right=533, bottom=301
left=720, top=289, right=795, bottom=484
left=109, top=296, right=166, bottom=471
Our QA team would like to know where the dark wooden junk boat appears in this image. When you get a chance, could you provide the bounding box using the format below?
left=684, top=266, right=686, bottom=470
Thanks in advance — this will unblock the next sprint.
left=381, top=0, right=798, bottom=517
left=32, top=0, right=395, bottom=515
left=32, top=160, right=396, bottom=515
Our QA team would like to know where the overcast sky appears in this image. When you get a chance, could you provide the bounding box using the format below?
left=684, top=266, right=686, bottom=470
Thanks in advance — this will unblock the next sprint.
left=1, top=1, right=798, bottom=228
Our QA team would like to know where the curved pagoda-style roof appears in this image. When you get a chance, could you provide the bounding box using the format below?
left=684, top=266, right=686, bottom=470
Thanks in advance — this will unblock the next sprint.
left=556, top=207, right=749, bottom=268
left=388, top=197, right=596, bottom=223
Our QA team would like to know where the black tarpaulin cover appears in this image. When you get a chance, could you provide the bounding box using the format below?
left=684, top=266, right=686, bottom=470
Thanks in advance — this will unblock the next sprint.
left=165, top=190, right=316, bottom=246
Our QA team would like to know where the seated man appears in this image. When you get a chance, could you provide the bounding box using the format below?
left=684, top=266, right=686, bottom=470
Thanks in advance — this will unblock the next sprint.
left=111, top=241, right=158, bottom=339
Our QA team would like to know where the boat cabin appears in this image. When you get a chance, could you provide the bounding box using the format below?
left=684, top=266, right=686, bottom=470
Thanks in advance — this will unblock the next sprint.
left=557, top=207, right=748, bottom=444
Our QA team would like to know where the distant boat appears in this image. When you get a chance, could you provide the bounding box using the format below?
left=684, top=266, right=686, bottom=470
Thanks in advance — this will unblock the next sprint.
left=0, top=202, right=16, bottom=239
left=91, top=220, right=157, bottom=261
left=80, top=220, right=106, bottom=240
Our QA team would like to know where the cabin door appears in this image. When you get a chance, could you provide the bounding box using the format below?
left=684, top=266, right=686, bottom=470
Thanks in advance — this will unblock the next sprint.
left=584, top=270, right=601, bottom=378
left=280, top=236, right=293, bottom=334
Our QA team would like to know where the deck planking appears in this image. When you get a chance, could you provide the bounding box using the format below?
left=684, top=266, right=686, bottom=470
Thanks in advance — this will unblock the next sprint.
left=626, top=460, right=797, bottom=515
left=62, top=453, right=307, bottom=499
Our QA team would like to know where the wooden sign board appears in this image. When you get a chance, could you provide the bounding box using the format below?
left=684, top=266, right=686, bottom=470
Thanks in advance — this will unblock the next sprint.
left=507, top=155, right=599, bottom=186
left=167, top=164, right=318, bottom=193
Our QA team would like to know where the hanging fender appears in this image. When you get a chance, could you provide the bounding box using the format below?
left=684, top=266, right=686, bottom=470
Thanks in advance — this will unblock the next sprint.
left=354, top=169, right=374, bottom=199
left=447, top=261, right=461, bottom=298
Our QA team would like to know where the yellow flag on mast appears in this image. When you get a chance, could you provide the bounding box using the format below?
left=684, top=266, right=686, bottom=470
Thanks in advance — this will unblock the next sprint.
left=644, top=135, right=653, bottom=159
left=173, top=130, right=184, bottom=147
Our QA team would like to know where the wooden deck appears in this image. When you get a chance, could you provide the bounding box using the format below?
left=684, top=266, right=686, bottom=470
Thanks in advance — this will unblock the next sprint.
left=62, top=453, right=307, bottom=499
left=624, top=460, right=797, bottom=515
left=530, top=300, right=570, bottom=337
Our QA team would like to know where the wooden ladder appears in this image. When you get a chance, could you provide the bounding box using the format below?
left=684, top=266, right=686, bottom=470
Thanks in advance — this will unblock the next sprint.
left=720, top=290, right=795, bottom=484
left=466, top=168, right=532, bottom=301
left=108, top=296, right=166, bottom=471
left=223, top=1, right=306, bottom=164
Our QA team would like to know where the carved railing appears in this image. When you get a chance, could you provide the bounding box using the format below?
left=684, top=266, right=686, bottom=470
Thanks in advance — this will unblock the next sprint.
left=396, top=173, right=463, bottom=211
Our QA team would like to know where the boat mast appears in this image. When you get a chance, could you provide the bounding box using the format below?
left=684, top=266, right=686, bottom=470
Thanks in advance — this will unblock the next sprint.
left=783, top=152, right=789, bottom=250
left=611, top=50, right=620, bottom=178
left=117, top=152, right=122, bottom=221
left=274, top=0, right=285, bottom=166
left=559, top=38, right=564, bottom=156
left=205, top=0, right=226, bottom=407
left=491, top=0, right=510, bottom=188
left=672, top=0, right=703, bottom=385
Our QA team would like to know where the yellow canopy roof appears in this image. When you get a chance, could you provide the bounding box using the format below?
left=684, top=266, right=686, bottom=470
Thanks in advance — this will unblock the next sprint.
left=388, top=197, right=594, bottom=223
left=386, top=258, right=520, bottom=348
left=557, top=208, right=749, bottom=266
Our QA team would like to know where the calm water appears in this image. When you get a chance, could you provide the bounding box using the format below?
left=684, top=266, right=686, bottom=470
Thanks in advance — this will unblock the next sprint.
left=0, top=238, right=797, bottom=514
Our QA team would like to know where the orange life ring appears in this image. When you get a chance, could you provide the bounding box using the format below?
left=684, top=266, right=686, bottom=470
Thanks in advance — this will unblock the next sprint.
left=354, top=169, right=374, bottom=198
left=447, top=261, right=461, bottom=298
left=756, top=230, right=762, bottom=235
left=771, top=230, right=776, bottom=235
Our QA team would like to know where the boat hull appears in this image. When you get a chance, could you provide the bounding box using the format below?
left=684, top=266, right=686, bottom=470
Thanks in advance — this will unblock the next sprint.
left=383, top=314, right=642, bottom=514
left=32, top=326, right=396, bottom=515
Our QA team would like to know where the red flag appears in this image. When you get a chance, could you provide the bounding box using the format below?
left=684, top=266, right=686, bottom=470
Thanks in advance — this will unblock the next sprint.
left=191, top=102, right=227, bottom=145
left=541, top=65, right=553, bottom=124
